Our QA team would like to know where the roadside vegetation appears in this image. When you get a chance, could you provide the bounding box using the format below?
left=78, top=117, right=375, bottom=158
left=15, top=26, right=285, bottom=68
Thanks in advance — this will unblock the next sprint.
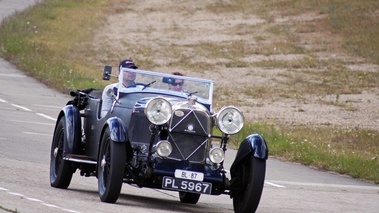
left=0, top=206, right=19, bottom=213
left=231, top=123, right=379, bottom=183
left=0, top=0, right=378, bottom=183
left=0, top=0, right=108, bottom=92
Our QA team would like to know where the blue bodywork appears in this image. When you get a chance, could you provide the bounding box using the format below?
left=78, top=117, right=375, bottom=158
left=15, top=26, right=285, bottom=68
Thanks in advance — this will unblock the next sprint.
left=231, top=133, right=268, bottom=170
left=105, top=117, right=128, bottom=143
left=50, top=68, right=268, bottom=212
left=57, top=105, right=81, bottom=156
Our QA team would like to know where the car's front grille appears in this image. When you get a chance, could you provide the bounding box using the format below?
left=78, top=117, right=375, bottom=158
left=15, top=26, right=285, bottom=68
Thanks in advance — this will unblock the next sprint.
left=168, top=133, right=208, bottom=162
left=168, top=109, right=211, bottom=163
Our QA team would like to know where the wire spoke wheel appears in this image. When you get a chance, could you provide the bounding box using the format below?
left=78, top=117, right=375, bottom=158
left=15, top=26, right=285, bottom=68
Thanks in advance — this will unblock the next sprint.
left=50, top=117, right=74, bottom=189
left=98, top=128, right=126, bottom=203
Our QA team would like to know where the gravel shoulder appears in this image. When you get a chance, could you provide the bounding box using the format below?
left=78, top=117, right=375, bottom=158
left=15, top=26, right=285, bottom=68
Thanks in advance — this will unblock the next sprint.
left=92, top=0, right=379, bottom=131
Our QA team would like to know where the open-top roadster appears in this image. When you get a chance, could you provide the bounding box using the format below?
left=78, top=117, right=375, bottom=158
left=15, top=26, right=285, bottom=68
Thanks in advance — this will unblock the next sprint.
left=50, top=66, right=268, bottom=212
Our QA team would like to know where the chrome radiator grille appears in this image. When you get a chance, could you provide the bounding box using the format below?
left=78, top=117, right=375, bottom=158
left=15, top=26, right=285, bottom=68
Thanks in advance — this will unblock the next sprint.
left=168, top=109, right=211, bottom=163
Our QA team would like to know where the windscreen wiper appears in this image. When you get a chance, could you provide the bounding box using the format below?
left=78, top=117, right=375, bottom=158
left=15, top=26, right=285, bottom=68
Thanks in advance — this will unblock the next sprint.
left=143, top=80, right=156, bottom=90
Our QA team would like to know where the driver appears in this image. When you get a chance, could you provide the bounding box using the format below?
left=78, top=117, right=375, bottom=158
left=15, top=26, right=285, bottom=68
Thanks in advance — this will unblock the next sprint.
left=101, top=59, right=138, bottom=117
left=168, top=72, right=185, bottom=92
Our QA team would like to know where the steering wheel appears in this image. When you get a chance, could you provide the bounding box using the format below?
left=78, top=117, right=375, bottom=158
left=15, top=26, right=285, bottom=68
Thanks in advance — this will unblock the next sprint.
left=126, top=83, right=146, bottom=88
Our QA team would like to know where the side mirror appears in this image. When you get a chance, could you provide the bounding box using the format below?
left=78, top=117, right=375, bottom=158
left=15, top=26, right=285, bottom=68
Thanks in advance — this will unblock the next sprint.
left=103, top=65, right=112, bottom=80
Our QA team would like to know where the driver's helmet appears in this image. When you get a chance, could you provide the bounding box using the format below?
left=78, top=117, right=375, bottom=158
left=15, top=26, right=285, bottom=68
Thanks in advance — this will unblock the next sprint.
left=119, top=59, right=138, bottom=70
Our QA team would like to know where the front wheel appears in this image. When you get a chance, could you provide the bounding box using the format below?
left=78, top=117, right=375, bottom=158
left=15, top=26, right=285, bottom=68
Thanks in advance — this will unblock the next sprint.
left=50, top=117, right=74, bottom=189
left=98, top=128, right=126, bottom=203
left=179, top=191, right=200, bottom=204
left=232, top=157, right=266, bottom=213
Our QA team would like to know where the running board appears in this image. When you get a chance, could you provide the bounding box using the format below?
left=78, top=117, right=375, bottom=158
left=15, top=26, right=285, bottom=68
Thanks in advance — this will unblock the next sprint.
left=64, top=154, right=97, bottom=165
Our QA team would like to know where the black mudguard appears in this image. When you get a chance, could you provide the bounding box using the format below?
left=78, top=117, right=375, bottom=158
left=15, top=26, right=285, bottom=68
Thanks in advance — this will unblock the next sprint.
left=230, top=133, right=268, bottom=171
left=105, top=117, right=128, bottom=143
left=103, top=117, right=133, bottom=160
left=56, top=105, right=82, bottom=157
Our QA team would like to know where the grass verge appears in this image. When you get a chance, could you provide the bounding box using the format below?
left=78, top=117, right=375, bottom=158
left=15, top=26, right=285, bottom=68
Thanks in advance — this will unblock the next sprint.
left=0, top=206, right=19, bottom=213
left=0, top=0, right=110, bottom=92
left=231, top=123, right=379, bottom=183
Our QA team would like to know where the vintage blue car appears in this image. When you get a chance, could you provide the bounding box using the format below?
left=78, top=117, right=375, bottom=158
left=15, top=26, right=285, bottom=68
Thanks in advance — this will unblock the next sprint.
left=49, top=66, right=268, bottom=212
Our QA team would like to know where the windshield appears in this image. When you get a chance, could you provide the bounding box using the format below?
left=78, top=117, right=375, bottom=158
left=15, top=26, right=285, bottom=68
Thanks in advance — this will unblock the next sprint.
left=116, top=68, right=214, bottom=104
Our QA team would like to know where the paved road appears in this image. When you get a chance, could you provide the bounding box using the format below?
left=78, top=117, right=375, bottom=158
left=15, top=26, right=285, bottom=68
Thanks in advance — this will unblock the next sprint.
left=0, top=1, right=378, bottom=213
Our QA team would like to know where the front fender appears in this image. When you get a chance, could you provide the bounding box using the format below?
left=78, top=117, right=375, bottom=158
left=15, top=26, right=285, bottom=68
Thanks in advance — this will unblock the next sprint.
left=55, top=105, right=81, bottom=156
left=102, top=117, right=133, bottom=161
left=230, top=134, right=268, bottom=171
left=105, top=117, right=128, bottom=143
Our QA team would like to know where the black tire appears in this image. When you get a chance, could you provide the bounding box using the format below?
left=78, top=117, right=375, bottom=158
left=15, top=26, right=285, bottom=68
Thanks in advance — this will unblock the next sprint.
left=98, top=128, right=126, bottom=203
left=232, top=157, right=266, bottom=213
left=50, top=117, right=74, bottom=189
left=179, top=191, right=201, bottom=204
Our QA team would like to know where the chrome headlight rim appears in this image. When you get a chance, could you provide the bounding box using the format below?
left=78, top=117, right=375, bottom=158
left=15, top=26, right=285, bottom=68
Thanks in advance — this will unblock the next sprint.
left=216, top=106, right=244, bottom=135
left=144, top=97, right=172, bottom=125
left=155, top=140, right=172, bottom=157
left=209, top=147, right=225, bottom=164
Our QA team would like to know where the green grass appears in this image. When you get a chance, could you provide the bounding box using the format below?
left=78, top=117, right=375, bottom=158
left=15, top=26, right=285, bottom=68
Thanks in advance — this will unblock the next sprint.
left=0, top=0, right=109, bottom=92
left=0, top=0, right=378, bottom=184
left=231, top=123, right=379, bottom=183
left=0, top=206, right=20, bottom=213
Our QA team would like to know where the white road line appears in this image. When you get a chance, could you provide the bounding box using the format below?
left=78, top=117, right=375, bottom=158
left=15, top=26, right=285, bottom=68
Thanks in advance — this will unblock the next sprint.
left=0, top=73, right=26, bottom=77
left=23, top=132, right=52, bottom=136
left=10, top=120, right=54, bottom=126
left=41, top=203, right=60, bottom=208
left=33, top=104, right=62, bottom=109
left=1, top=99, right=57, bottom=122
left=270, top=180, right=379, bottom=190
left=11, top=104, right=32, bottom=111
left=221, top=170, right=286, bottom=188
left=1, top=186, right=81, bottom=213
left=25, top=197, right=43, bottom=202
left=265, top=181, right=286, bottom=188
left=7, top=192, right=24, bottom=196
left=36, top=113, right=56, bottom=121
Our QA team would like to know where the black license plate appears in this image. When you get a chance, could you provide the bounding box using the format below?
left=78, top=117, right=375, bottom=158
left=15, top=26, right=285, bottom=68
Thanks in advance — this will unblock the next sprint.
left=162, top=176, right=212, bottom=194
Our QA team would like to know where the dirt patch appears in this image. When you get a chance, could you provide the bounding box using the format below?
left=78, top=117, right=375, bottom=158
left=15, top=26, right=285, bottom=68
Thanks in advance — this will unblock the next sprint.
left=92, top=0, right=379, bottom=131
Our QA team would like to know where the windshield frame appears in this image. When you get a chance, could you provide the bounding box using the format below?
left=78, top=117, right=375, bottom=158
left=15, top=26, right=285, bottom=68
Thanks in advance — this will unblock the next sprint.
left=116, top=68, right=214, bottom=109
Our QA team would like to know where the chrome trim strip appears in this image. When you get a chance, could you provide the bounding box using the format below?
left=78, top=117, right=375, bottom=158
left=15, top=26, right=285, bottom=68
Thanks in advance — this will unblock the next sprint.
left=64, top=157, right=97, bottom=165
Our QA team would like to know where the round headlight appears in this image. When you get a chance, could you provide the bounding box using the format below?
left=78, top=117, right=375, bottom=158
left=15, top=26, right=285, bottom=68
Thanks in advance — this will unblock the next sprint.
left=156, top=140, right=172, bottom=157
left=209, top=147, right=225, bottom=164
left=216, top=106, right=244, bottom=135
left=145, top=98, right=172, bottom=125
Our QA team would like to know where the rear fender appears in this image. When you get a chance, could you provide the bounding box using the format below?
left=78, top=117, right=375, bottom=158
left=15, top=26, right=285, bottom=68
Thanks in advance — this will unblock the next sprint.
left=55, top=105, right=82, bottom=156
left=230, top=134, right=268, bottom=172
